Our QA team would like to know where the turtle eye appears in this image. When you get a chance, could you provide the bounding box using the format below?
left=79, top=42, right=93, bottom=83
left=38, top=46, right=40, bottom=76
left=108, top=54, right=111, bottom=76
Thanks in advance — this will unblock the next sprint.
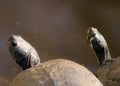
left=10, top=40, right=17, bottom=47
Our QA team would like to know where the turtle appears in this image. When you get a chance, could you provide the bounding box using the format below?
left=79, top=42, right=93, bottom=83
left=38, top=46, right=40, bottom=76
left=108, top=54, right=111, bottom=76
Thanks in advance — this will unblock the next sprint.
left=8, top=35, right=103, bottom=86
left=87, top=27, right=120, bottom=86
left=8, top=35, right=40, bottom=70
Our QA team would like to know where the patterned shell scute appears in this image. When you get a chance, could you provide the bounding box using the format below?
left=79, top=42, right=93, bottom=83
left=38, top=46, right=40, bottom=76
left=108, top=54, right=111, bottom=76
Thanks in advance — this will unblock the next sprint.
left=98, top=57, right=120, bottom=86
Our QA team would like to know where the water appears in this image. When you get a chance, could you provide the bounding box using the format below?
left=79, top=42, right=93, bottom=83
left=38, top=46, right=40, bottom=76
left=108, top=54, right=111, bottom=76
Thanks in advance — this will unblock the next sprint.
left=0, top=0, right=120, bottom=85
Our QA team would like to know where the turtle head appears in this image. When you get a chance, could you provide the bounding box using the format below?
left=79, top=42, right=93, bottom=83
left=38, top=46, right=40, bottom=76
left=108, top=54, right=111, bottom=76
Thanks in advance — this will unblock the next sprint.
left=8, top=35, right=40, bottom=70
left=87, top=27, right=111, bottom=66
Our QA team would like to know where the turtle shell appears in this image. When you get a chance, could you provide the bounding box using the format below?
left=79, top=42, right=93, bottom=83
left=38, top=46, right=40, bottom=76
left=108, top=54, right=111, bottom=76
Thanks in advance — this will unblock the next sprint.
left=97, top=57, right=120, bottom=86
left=87, top=27, right=120, bottom=86
left=10, top=59, right=103, bottom=86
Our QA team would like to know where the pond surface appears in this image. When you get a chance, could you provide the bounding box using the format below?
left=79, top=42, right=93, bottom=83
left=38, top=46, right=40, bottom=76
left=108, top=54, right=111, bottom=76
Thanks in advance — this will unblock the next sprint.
left=0, top=0, right=120, bottom=86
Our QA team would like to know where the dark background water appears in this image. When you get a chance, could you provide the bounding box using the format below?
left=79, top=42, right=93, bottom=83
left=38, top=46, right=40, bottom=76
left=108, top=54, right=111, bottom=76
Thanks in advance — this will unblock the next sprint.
left=0, top=0, right=120, bottom=85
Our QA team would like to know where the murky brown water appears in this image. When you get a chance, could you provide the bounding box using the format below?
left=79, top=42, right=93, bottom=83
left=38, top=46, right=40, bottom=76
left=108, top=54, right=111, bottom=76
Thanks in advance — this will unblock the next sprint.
left=0, top=0, right=120, bottom=86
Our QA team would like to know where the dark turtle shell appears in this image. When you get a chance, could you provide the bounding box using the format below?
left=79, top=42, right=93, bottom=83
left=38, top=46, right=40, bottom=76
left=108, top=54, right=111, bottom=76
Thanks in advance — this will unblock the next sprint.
left=97, top=57, right=120, bottom=86
left=87, top=27, right=120, bottom=86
